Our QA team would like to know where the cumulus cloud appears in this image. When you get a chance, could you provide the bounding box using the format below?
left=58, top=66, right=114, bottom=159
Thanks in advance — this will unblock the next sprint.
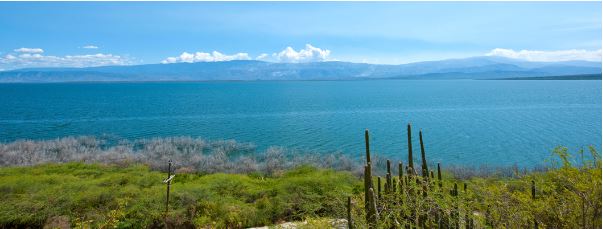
left=161, top=51, right=251, bottom=64
left=486, top=48, right=602, bottom=62
left=161, top=44, right=332, bottom=64
left=256, top=53, right=270, bottom=61
left=82, top=45, right=99, bottom=49
left=14, top=48, right=44, bottom=54
left=0, top=50, right=133, bottom=70
left=272, top=44, right=331, bottom=63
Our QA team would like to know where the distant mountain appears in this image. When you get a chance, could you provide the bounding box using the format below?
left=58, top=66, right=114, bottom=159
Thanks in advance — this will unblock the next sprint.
left=0, top=56, right=600, bottom=82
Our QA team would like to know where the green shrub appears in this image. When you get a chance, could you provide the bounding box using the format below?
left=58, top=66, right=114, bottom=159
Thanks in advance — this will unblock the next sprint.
left=0, top=163, right=360, bottom=228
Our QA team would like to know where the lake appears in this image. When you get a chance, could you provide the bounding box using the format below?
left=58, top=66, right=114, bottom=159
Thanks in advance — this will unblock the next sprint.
left=0, top=80, right=600, bottom=166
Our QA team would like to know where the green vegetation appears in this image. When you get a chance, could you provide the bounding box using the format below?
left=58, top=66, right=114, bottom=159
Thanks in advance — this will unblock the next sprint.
left=351, top=126, right=602, bottom=228
left=0, top=132, right=600, bottom=228
left=0, top=163, right=360, bottom=228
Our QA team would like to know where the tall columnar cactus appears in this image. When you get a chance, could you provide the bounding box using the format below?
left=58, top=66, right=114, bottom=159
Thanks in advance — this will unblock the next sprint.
left=386, top=160, right=392, bottom=193
left=485, top=205, right=492, bottom=227
left=363, top=129, right=374, bottom=214
left=385, top=173, right=391, bottom=194
left=377, top=176, right=382, bottom=199
left=532, top=180, right=538, bottom=229
left=453, top=183, right=459, bottom=228
left=531, top=180, right=536, bottom=200
left=419, top=130, right=429, bottom=179
left=367, top=188, right=379, bottom=228
left=347, top=196, right=353, bottom=229
left=437, top=163, right=442, bottom=188
left=464, top=183, right=469, bottom=229
left=422, top=179, right=428, bottom=198
left=398, top=161, right=404, bottom=192
left=407, top=123, right=414, bottom=174
left=453, top=183, right=458, bottom=197
left=365, top=129, right=371, bottom=165
left=398, top=161, right=403, bottom=180
left=364, top=165, right=373, bottom=215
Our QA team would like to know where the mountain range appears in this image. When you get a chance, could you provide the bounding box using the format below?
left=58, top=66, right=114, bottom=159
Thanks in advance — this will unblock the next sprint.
left=0, top=56, right=600, bottom=82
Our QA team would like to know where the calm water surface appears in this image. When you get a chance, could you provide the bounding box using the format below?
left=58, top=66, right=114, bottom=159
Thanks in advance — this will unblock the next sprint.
left=0, top=80, right=600, bottom=166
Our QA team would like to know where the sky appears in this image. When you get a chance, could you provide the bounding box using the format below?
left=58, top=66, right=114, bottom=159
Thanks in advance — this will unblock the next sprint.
left=0, top=2, right=601, bottom=70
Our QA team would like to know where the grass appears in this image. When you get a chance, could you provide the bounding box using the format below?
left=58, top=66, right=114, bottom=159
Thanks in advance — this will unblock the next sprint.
left=0, top=163, right=361, bottom=228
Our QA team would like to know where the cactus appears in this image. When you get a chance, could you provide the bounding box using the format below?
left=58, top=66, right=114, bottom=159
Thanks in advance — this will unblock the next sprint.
left=407, top=123, right=414, bottom=173
left=386, top=173, right=391, bottom=194
left=367, top=187, right=379, bottom=228
left=419, top=130, right=429, bottom=179
left=365, top=129, right=371, bottom=164
left=347, top=196, right=353, bottom=229
left=398, top=161, right=404, bottom=192
left=364, top=165, right=373, bottom=213
left=422, top=180, right=428, bottom=198
left=485, top=205, right=491, bottom=227
left=363, top=130, right=374, bottom=216
left=398, top=162, right=404, bottom=178
left=386, top=160, right=392, bottom=193
left=377, top=176, right=382, bottom=199
left=532, top=180, right=538, bottom=229
left=437, top=163, right=442, bottom=189
left=531, top=180, right=536, bottom=199
left=355, top=123, right=489, bottom=227
left=453, top=183, right=458, bottom=197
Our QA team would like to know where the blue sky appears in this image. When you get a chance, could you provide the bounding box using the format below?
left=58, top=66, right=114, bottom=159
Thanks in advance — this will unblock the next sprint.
left=0, top=2, right=601, bottom=70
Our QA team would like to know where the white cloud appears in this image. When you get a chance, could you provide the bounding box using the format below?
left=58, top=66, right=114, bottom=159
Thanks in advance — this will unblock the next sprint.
left=161, top=51, right=251, bottom=64
left=0, top=51, right=133, bottom=70
left=82, top=45, right=99, bottom=49
left=14, top=48, right=44, bottom=54
left=486, top=48, right=602, bottom=62
left=161, top=44, right=332, bottom=64
left=256, top=53, right=269, bottom=61
left=272, top=44, right=331, bottom=63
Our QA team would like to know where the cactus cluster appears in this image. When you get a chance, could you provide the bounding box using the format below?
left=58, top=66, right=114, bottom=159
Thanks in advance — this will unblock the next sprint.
left=347, top=123, right=545, bottom=228
left=350, top=124, right=475, bottom=228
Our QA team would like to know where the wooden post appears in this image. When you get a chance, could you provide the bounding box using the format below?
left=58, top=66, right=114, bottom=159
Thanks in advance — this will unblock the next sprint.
left=163, top=160, right=175, bottom=216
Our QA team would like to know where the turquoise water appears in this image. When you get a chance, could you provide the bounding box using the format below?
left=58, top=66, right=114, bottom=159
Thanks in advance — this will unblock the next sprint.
left=0, top=80, right=600, bottom=166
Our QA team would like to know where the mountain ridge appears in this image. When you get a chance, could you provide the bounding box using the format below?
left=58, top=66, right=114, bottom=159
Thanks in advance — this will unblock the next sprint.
left=0, top=56, right=600, bottom=82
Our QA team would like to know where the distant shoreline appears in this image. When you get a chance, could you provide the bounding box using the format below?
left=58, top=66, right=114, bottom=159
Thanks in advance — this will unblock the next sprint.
left=492, top=74, right=602, bottom=80
left=0, top=75, right=600, bottom=84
